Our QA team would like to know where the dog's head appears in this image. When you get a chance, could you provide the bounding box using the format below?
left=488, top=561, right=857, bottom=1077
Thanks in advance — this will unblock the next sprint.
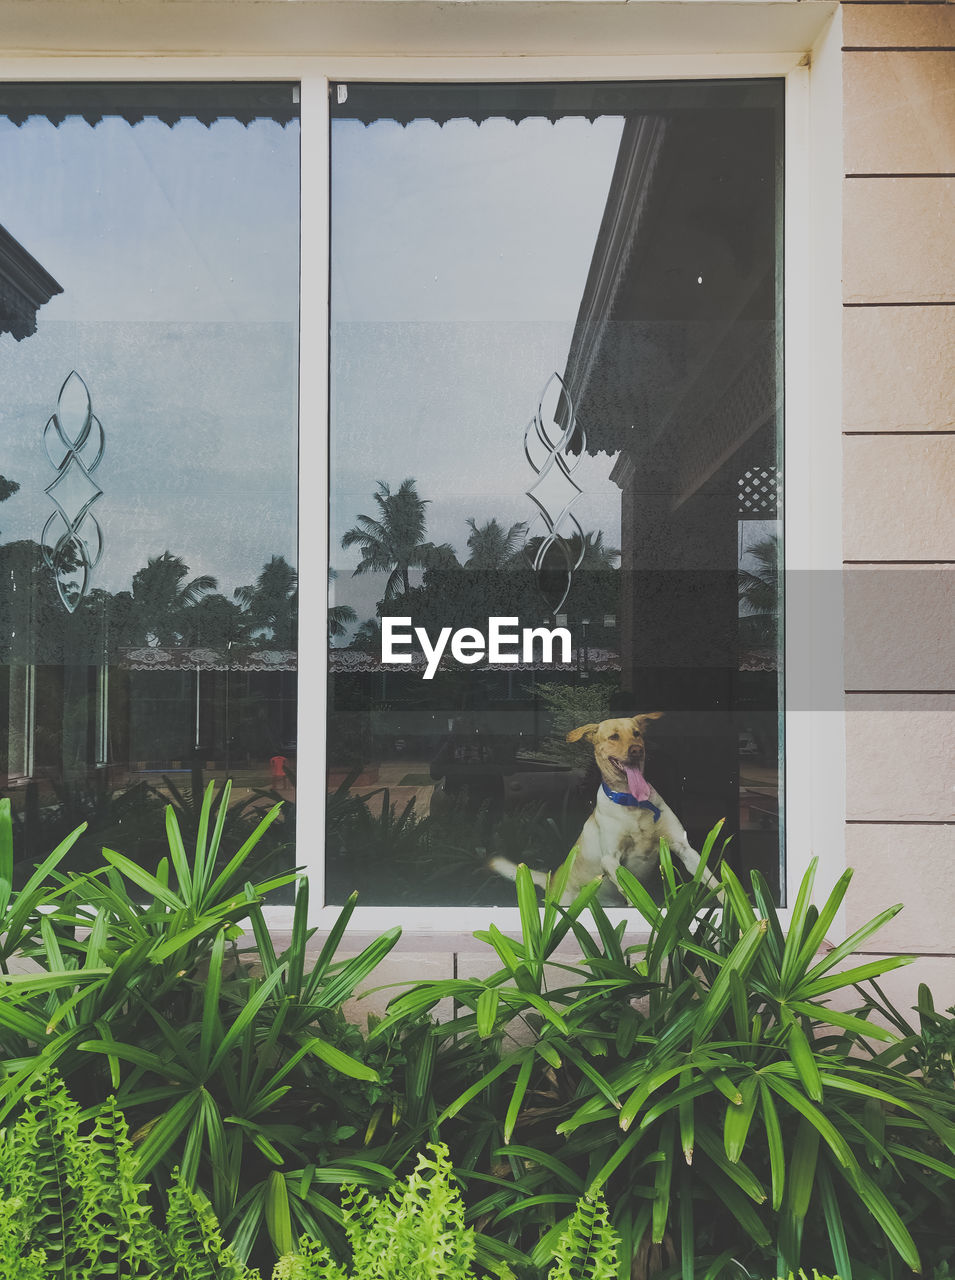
left=566, top=713, right=663, bottom=802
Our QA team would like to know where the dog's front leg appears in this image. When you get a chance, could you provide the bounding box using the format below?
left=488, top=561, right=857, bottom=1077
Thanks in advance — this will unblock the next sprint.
left=655, top=803, right=721, bottom=890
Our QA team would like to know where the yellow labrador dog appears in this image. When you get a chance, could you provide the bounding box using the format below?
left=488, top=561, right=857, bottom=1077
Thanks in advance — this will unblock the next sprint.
left=490, top=713, right=719, bottom=903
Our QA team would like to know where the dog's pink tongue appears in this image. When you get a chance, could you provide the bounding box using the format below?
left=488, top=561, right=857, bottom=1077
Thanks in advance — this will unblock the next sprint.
left=623, top=763, right=652, bottom=802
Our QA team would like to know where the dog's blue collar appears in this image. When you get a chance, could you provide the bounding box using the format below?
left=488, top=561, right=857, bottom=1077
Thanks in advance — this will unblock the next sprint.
left=601, top=781, right=661, bottom=822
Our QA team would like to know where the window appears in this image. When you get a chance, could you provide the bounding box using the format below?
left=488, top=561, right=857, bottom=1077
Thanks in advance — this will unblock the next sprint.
left=0, top=53, right=843, bottom=929
left=326, top=80, right=786, bottom=908
left=0, top=84, right=300, bottom=886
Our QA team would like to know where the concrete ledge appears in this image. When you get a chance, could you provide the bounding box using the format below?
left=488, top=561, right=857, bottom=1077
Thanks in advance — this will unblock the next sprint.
left=0, top=0, right=837, bottom=58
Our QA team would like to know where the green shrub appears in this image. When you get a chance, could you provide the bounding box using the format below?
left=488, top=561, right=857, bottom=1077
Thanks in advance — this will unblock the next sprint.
left=0, top=789, right=407, bottom=1265
left=0, top=1082, right=620, bottom=1280
left=272, top=1142, right=621, bottom=1280
left=0, top=1070, right=249, bottom=1278
left=373, top=830, right=955, bottom=1279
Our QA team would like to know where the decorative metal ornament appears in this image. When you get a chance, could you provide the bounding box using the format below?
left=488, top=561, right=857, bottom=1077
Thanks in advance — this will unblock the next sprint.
left=40, top=371, right=105, bottom=613
left=523, top=373, right=586, bottom=615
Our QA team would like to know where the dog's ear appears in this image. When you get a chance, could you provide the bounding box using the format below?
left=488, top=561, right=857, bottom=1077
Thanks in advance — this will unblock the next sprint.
left=566, top=723, right=599, bottom=744
left=631, top=712, right=664, bottom=733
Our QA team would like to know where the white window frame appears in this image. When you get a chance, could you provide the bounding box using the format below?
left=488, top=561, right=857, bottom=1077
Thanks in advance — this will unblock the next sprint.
left=0, top=22, right=845, bottom=942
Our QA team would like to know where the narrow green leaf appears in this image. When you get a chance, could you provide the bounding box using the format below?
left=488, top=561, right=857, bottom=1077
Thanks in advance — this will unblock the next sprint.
left=504, top=1054, right=534, bottom=1144
left=265, top=1170, right=296, bottom=1257
left=310, top=892, right=357, bottom=985
left=102, top=849, right=184, bottom=910
left=800, top=908, right=906, bottom=986
left=515, top=864, right=542, bottom=963
left=193, top=781, right=217, bottom=897
left=787, top=1115, right=820, bottom=1220
left=200, top=929, right=226, bottom=1070
left=678, top=1069, right=695, bottom=1166
left=132, top=1088, right=204, bottom=1175
left=208, top=965, right=289, bottom=1074
left=784, top=1011, right=823, bottom=1102
left=762, top=1073, right=854, bottom=1167
left=652, top=1117, right=675, bottom=1242
left=165, top=805, right=192, bottom=898
left=476, top=988, right=500, bottom=1038
left=313, top=928, right=401, bottom=1009
left=795, top=954, right=915, bottom=999
left=793, top=868, right=854, bottom=973
left=5, top=824, right=88, bottom=945
left=287, top=880, right=309, bottom=997
left=839, top=1161, right=921, bottom=1271
left=788, top=999, right=897, bottom=1042
left=780, top=857, right=818, bottom=990
left=205, top=802, right=284, bottom=901
left=698, top=1165, right=771, bottom=1248
left=304, top=1037, right=379, bottom=1082
left=615, top=866, right=663, bottom=929
left=694, top=918, right=768, bottom=1044
left=437, top=1054, right=520, bottom=1124
left=817, top=1158, right=852, bottom=1280
left=724, top=1074, right=758, bottom=1163
left=758, top=1079, right=786, bottom=1211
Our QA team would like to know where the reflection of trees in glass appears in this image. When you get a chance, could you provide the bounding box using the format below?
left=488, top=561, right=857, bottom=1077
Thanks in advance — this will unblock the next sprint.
left=328, top=568, right=356, bottom=642
left=182, top=593, right=251, bottom=648
left=738, top=533, right=780, bottom=648
left=126, top=551, right=217, bottom=646
left=0, top=474, right=19, bottom=539
left=526, top=527, right=620, bottom=575
left=350, top=618, right=382, bottom=652
left=337, top=478, right=623, bottom=633
left=464, top=517, right=527, bottom=570
left=340, top=478, right=434, bottom=601
left=0, top=540, right=300, bottom=660
left=234, top=554, right=298, bottom=647
left=335, top=476, right=623, bottom=648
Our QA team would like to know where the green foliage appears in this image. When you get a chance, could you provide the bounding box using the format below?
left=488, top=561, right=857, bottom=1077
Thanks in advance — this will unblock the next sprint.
left=768, top=1273, right=839, bottom=1280
left=862, top=979, right=955, bottom=1091
left=526, top=681, right=616, bottom=767
left=373, top=831, right=955, bottom=1279
left=339, top=1144, right=486, bottom=1279
left=0, top=787, right=405, bottom=1265
left=274, top=1144, right=622, bottom=1280
left=0, top=1196, right=47, bottom=1280
left=547, top=1193, right=619, bottom=1280
left=0, top=1072, right=169, bottom=1278
left=0, top=1071, right=270, bottom=1279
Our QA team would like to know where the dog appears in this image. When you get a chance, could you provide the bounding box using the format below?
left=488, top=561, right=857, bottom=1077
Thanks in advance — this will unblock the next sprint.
left=489, top=713, right=719, bottom=904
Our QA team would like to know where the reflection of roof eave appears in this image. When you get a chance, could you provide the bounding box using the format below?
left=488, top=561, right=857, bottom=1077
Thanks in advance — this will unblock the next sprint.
left=560, top=116, right=667, bottom=437
left=330, top=648, right=621, bottom=675
left=119, top=646, right=297, bottom=672
left=0, top=222, right=63, bottom=341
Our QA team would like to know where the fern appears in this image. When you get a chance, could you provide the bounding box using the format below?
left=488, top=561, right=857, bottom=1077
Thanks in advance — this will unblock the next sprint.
left=166, top=1173, right=258, bottom=1280
left=73, top=1096, right=162, bottom=1279
left=547, top=1193, right=619, bottom=1280
left=2, top=1071, right=85, bottom=1279
left=271, top=1237, right=348, bottom=1279
left=771, top=1273, right=840, bottom=1280
left=274, top=1144, right=515, bottom=1280
left=0, top=1195, right=47, bottom=1279
left=0, top=1073, right=259, bottom=1280
left=345, top=1144, right=476, bottom=1280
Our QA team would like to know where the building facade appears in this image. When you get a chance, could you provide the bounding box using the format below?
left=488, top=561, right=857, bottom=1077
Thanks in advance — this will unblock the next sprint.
left=0, top=0, right=951, bottom=1016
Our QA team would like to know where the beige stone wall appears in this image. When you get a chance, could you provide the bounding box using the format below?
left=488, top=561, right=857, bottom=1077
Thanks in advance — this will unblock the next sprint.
left=841, top=0, right=955, bottom=1010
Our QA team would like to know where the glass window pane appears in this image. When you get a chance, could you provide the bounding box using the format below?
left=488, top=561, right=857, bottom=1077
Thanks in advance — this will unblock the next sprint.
left=327, top=80, right=784, bottom=909
left=0, top=85, right=300, bottom=886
